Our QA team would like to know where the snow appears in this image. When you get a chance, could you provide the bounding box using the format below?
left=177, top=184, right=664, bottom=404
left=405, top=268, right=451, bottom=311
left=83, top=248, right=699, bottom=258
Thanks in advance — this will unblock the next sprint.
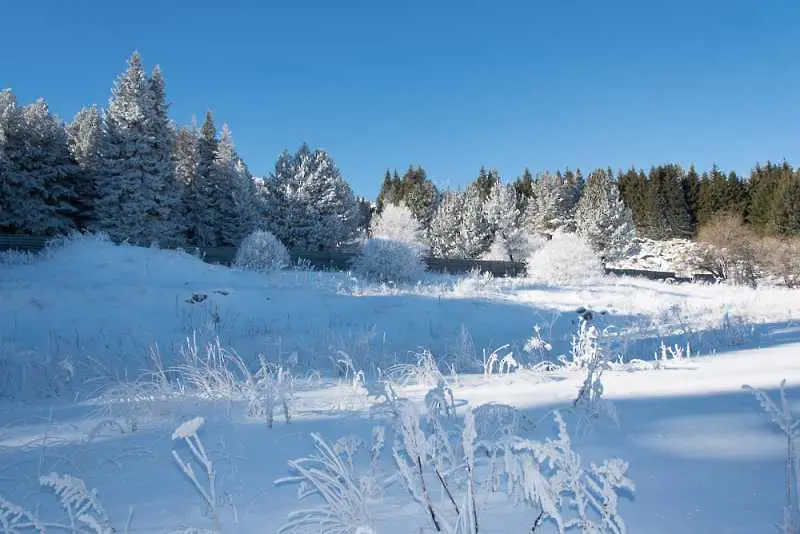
left=0, top=236, right=799, bottom=533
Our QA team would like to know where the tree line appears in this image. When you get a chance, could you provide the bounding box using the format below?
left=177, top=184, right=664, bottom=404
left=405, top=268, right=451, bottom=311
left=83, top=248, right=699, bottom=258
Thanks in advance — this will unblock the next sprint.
left=2, top=51, right=798, bottom=262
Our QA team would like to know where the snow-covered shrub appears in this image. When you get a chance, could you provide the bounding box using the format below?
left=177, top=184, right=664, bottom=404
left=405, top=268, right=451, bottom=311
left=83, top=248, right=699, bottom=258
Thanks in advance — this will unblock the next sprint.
left=233, top=229, right=290, bottom=273
left=525, top=232, right=604, bottom=285
left=369, top=202, right=425, bottom=250
left=352, top=238, right=425, bottom=283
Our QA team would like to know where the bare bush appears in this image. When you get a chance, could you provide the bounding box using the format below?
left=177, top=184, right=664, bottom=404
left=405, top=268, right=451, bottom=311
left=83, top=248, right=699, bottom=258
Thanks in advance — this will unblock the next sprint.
left=760, top=236, right=800, bottom=288
left=695, top=213, right=759, bottom=287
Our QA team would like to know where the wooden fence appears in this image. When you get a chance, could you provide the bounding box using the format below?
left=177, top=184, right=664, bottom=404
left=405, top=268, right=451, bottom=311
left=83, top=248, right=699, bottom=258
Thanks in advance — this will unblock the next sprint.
left=0, top=233, right=714, bottom=282
left=204, top=246, right=526, bottom=277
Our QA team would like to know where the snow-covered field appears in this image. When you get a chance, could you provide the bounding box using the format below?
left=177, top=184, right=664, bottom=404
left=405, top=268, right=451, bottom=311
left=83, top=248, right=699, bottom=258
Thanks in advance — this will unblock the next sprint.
left=1, top=235, right=799, bottom=533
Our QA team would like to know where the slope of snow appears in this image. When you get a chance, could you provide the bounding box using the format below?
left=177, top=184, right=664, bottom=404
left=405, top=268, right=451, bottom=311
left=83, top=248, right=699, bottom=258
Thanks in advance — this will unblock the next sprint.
left=0, top=236, right=798, bottom=533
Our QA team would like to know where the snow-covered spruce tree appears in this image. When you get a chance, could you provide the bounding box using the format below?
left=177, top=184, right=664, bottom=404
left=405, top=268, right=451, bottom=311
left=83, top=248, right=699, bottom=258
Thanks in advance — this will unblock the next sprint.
left=208, top=124, right=260, bottom=246
left=575, top=168, right=636, bottom=260
left=65, top=105, right=103, bottom=229
left=427, top=190, right=465, bottom=258
left=183, top=112, right=221, bottom=247
left=149, top=65, right=185, bottom=244
left=95, top=52, right=182, bottom=244
left=369, top=202, right=425, bottom=250
left=0, top=90, right=14, bottom=230
left=0, top=90, right=20, bottom=232
left=264, top=144, right=359, bottom=251
left=354, top=196, right=374, bottom=237
left=181, top=118, right=261, bottom=247
left=173, top=125, right=203, bottom=245
left=459, top=184, right=492, bottom=258
left=528, top=171, right=581, bottom=233
left=0, top=98, right=80, bottom=235
left=482, top=180, right=530, bottom=262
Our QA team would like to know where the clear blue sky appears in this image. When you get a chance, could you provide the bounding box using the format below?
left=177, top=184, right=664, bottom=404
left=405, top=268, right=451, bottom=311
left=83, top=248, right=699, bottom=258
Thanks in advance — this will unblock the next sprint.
left=2, top=0, right=798, bottom=199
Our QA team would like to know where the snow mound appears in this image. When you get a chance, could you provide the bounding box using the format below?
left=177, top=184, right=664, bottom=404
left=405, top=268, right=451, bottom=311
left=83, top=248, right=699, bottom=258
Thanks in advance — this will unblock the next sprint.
left=3, top=232, right=237, bottom=288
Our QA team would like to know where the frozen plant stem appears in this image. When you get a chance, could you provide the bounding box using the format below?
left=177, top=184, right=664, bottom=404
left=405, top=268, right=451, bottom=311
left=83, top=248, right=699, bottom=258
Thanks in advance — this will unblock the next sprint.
left=745, top=380, right=800, bottom=534
left=172, top=417, right=221, bottom=531
left=417, top=455, right=441, bottom=532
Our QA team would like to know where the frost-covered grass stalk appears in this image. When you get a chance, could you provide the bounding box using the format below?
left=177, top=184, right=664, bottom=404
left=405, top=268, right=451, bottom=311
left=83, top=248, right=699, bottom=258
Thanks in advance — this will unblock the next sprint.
left=384, top=349, right=445, bottom=387
left=482, top=344, right=518, bottom=378
left=570, top=315, right=618, bottom=433
left=275, top=433, right=377, bottom=534
left=171, top=334, right=293, bottom=425
left=744, top=380, right=800, bottom=534
left=171, top=417, right=221, bottom=532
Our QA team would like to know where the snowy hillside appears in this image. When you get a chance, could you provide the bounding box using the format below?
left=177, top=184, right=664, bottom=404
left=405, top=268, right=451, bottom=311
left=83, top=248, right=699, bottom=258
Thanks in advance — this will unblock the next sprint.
left=0, top=235, right=799, bottom=533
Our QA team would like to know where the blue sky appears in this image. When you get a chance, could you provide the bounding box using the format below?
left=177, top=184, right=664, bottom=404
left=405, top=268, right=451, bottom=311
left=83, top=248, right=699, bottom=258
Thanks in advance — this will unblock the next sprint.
left=2, top=0, right=798, bottom=198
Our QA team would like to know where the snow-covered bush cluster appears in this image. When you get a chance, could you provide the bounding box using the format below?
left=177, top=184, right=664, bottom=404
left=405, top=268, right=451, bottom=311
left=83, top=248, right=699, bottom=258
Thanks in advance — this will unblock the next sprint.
left=352, top=238, right=426, bottom=283
left=233, top=229, right=290, bottom=273
left=526, top=232, right=605, bottom=285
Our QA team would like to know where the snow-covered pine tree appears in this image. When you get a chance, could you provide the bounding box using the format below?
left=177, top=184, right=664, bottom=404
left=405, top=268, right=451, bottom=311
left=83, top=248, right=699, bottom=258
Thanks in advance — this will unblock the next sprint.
left=483, top=181, right=527, bottom=261
left=66, top=105, right=103, bottom=229
left=0, top=98, right=79, bottom=235
left=575, top=169, right=636, bottom=259
left=459, top=184, right=492, bottom=258
left=264, top=144, right=359, bottom=251
left=528, top=171, right=581, bottom=233
left=427, top=191, right=465, bottom=258
left=95, top=52, right=181, bottom=245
